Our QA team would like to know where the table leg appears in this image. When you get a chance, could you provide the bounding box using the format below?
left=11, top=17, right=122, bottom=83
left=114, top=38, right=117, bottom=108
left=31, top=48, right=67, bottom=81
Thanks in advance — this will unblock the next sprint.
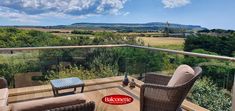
left=81, top=86, right=84, bottom=93
left=73, top=87, right=77, bottom=93
left=55, top=89, right=59, bottom=96
left=52, top=87, right=56, bottom=96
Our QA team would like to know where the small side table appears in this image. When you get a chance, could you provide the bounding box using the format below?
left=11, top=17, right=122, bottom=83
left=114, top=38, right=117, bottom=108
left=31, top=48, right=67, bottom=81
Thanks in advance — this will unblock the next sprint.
left=50, top=77, right=84, bottom=96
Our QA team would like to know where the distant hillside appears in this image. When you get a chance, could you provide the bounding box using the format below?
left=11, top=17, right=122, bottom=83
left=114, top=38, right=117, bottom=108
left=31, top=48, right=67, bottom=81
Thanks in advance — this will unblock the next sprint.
left=71, top=22, right=201, bottom=28
left=2, top=22, right=206, bottom=32
left=67, top=22, right=206, bottom=32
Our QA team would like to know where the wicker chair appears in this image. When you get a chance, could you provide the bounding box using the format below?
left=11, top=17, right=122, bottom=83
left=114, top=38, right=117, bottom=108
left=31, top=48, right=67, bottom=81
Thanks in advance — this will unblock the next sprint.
left=0, top=77, right=8, bottom=108
left=0, top=77, right=8, bottom=89
left=47, top=101, right=95, bottom=111
left=12, top=94, right=95, bottom=111
left=140, top=66, right=202, bottom=111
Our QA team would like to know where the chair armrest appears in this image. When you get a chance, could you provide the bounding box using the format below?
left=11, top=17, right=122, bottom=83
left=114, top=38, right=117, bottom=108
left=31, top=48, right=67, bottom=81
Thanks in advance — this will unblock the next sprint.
left=140, top=83, right=187, bottom=99
left=140, top=83, right=185, bottom=111
left=0, top=78, right=8, bottom=89
left=144, top=73, right=171, bottom=85
left=140, top=83, right=175, bottom=97
left=48, top=101, right=95, bottom=111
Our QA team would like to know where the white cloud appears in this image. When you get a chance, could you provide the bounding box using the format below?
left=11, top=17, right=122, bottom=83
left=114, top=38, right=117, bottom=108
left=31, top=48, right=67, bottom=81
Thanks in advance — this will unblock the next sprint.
left=123, top=12, right=130, bottom=16
left=97, top=0, right=127, bottom=14
left=162, top=0, right=191, bottom=8
left=0, top=0, right=128, bottom=23
left=0, top=7, right=41, bottom=23
left=0, top=0, right=127, bottom=15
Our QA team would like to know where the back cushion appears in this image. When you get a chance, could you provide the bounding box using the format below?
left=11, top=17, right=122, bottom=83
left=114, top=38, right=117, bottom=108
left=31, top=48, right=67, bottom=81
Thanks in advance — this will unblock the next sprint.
left=0, top=99, right=7, bottom=107
left=167, top=65, right=195, bottom=87
left=0, top=88, right=8, bottom=100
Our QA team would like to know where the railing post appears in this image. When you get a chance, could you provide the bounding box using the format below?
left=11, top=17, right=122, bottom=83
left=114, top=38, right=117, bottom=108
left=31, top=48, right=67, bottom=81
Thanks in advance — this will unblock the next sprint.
left=233, top=72, right=235, bottom=111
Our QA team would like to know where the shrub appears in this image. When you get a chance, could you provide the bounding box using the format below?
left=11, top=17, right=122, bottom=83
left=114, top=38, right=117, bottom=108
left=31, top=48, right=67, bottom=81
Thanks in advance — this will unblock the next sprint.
left=189, top=77, right=232, bottom=111
left=200, top=64, right=235, bottom=90
left=183, top=49, right=218, bottom=67
left=0, top=61, right=40, bottom=87
left=183, top=49, right=235, bottom=90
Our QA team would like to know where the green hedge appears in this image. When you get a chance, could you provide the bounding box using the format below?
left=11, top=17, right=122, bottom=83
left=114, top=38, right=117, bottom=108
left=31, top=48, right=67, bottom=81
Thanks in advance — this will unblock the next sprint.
left=189, top=77, right=232, bottom=111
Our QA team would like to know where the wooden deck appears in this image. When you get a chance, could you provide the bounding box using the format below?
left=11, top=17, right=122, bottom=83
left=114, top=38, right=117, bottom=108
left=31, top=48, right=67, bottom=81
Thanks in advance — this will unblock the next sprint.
left=7, top=76, right=208, bottom=111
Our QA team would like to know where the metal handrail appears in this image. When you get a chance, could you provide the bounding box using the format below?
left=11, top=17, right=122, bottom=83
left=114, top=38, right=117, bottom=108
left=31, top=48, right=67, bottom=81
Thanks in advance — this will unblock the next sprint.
left=0, top=44, right=128, bottom=51
left=127, top=44, right=235, bottom=62
left=1, top=44, right=234, bottom=62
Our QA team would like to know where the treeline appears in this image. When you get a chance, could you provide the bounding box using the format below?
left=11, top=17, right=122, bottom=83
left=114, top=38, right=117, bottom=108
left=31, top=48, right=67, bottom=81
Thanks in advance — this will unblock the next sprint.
left=71, top=30, right=94, bottom=35
left=198, top=29, right=235, bottom=34
left=0, top=28, right=62, bottom=47
left=185, top=34, right=235, bottom=56
left=0, top=28, right=140, bottom=48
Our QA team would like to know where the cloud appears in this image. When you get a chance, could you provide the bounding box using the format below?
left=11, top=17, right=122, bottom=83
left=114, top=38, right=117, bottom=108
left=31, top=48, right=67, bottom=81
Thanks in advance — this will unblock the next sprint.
left=0, top=0, right=127, bottom=23
left=123, top=12, right=130, bottom=16
left=0, top=7, right=41, bottom=23
left=162, top=0, right=191, bottom=8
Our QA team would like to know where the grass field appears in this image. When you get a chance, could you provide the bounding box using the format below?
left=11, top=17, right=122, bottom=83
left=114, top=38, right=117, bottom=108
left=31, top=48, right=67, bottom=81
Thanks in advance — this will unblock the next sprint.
left=18, top=28, right=185, bottom=50
left=139, top=37, right=185, bottom=46
left=53, top=34, right=185, bottom=50
left=138, top=37, right=185, bottom=50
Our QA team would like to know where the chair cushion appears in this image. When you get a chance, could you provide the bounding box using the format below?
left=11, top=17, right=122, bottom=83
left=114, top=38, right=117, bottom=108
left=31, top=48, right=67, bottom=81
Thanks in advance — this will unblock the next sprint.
left=0, top=99, right=7, bottom=107
left=0, top=88, right=8, bottom=100
left=0, top=106, right=10, bottom=111
left=167, top=65, right=195, bottom=87
left=12, top=94, right=86, bottom=111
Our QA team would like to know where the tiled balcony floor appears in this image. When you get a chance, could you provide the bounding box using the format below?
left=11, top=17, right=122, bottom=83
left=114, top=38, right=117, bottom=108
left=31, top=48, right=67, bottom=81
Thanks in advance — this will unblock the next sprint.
left=6, top=76, right=208, bottom=111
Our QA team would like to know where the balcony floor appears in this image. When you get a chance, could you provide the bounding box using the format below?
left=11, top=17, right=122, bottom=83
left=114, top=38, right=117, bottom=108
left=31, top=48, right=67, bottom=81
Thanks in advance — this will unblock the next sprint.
left=6, top=76, right=208, bottom=111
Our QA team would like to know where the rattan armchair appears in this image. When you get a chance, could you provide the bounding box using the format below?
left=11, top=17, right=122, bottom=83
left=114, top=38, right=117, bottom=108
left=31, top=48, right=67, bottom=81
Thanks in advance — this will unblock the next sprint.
left=0, top=77, right=8, bottom=108
left=0, top=77, right=8, bottom=89
left=140, top=66, right=202, bottom=111
left=48, top=101, right=95, bottom=111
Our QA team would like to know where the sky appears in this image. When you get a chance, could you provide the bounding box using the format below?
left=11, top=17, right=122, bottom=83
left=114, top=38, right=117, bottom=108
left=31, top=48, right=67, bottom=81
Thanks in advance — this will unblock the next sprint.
left=0, top=0, right=234, bottom=29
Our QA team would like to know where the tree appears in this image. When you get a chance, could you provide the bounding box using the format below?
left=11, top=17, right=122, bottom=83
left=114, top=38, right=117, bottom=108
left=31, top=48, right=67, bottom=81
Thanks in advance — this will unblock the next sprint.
left=184, top=35, right=235, bottom=56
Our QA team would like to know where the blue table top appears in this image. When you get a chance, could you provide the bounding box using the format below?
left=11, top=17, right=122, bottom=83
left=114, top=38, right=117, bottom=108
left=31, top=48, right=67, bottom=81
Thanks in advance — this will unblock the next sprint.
left=50, top=77, right=84, bottom=88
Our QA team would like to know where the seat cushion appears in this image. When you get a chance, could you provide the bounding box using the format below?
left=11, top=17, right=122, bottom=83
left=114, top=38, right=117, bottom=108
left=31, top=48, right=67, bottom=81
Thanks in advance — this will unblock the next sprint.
left=0, top=99, right=7, bottom=107
left=12, top=94, right=86, bottom=111
left=0, top=88, right=8, bottom=100
left=0, top=106, right=10, bottom=111
left=167, top=65, right=195, bottom=87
